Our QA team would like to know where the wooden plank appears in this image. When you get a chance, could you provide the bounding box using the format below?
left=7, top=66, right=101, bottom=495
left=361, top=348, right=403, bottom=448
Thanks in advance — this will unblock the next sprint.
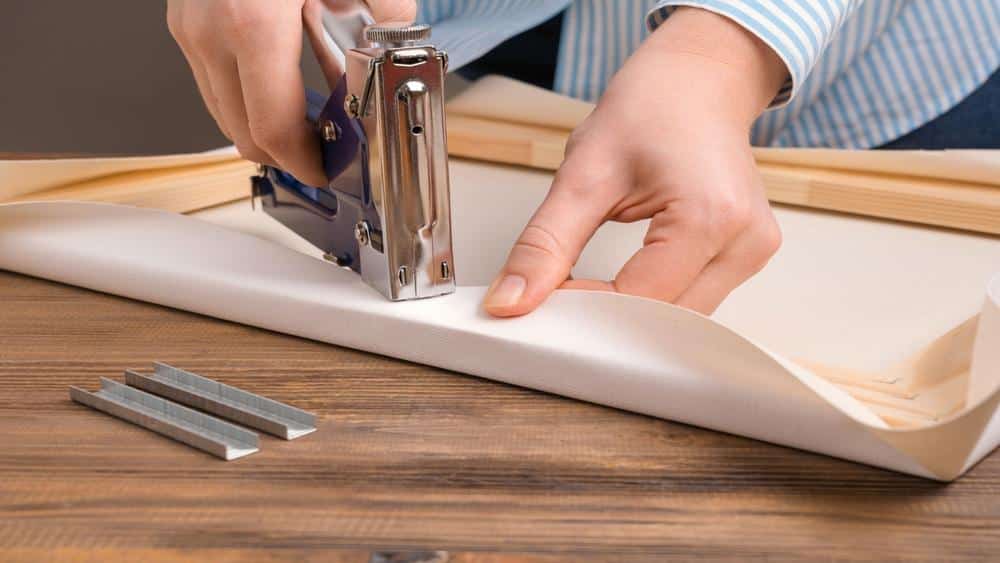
left=447, top=115, right=567, bottom=170
left=0, top=151, right=244, bottom=202
left=446, top=114, right=1000, bottom=235
left=4, top=159, right=255, bottom=214
left=759, top=162, right=1000, bottom=235
left=3, top=269, right=1000, bottom=560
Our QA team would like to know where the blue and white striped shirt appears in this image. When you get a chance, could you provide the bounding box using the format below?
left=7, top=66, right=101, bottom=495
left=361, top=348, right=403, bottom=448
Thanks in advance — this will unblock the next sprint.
left=418, top=0, right=1000, bottom=148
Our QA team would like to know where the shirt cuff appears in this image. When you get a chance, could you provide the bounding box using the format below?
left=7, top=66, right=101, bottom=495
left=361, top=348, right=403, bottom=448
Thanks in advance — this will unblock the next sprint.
left=646, top=0, right=859, bottom=108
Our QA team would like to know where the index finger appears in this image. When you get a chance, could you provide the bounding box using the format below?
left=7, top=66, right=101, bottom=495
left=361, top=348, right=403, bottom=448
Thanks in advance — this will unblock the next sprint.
left=483, top=159, right=621, bottom=317
left=235, top=20, right=327, bottom=187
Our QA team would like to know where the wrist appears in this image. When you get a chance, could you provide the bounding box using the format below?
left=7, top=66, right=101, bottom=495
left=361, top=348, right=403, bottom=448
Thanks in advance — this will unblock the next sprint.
left=639, top=6, right=788, bottom=126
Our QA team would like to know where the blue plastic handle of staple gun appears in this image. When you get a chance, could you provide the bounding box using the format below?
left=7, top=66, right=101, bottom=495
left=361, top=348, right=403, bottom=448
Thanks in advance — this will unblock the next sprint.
left=252, top=77, right=378, bottom=272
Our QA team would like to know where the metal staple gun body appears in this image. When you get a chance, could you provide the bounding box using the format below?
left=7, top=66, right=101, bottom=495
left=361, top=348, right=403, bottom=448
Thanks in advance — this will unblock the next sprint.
left=252, top=23, right=456, bottom=301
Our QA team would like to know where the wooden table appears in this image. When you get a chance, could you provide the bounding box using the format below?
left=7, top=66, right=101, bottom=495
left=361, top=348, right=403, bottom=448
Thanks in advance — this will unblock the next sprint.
left=3, top=269, right=1000, bottom=561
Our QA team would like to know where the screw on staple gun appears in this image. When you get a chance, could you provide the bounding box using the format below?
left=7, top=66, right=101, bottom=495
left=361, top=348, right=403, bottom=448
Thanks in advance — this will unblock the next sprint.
left=251, top=23, right=456, bottom=301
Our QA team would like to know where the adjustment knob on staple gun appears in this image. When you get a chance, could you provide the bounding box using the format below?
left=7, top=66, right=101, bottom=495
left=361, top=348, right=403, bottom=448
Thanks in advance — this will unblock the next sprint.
left=364, top=24, right=432, bottom=47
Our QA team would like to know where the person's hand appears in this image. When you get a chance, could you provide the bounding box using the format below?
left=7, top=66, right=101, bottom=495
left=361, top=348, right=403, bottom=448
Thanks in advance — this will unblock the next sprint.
left=483, top=7, right=788, bottom=317
left=167, top=0, right=415, bottom=186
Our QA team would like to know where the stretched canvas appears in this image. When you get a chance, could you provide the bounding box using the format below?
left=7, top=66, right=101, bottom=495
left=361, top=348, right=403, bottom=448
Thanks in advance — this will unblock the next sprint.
left=1, top=154, right=998, bottom=480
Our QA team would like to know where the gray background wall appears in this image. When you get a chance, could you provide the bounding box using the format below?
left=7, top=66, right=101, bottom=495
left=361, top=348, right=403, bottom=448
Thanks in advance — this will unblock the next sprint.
left=0, top=1, right=324, bottom=155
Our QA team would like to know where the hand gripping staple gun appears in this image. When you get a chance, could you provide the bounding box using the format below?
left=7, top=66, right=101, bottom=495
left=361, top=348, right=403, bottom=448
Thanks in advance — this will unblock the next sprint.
left=251, top=23, right=455, bottom=301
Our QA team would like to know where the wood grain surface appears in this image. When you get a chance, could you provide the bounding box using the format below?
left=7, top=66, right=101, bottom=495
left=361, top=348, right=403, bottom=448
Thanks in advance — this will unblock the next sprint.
left=3, top=270, right=1000, bottom=562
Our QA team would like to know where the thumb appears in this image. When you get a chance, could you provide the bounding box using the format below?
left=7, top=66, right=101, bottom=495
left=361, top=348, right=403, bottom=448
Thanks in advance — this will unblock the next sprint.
left=321, top=1, right=416, bottom=24
left=483, top=168, right=615, bottom=317
left=366, top=0, right=417, bottom=24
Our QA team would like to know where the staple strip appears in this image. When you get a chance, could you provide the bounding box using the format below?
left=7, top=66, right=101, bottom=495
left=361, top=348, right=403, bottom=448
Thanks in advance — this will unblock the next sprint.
left=122, top=362, right=316, bottom=440
left=69, top=378, right=259, bottom=460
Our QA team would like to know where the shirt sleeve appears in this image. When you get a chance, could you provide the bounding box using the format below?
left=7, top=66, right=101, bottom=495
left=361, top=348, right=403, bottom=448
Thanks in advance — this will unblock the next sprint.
left=647, top=0, right=863, bottom=108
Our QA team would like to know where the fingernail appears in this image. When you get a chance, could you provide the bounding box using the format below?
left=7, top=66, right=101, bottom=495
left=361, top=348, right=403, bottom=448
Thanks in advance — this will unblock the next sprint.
left=484, top=274, right=526, bottom=309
